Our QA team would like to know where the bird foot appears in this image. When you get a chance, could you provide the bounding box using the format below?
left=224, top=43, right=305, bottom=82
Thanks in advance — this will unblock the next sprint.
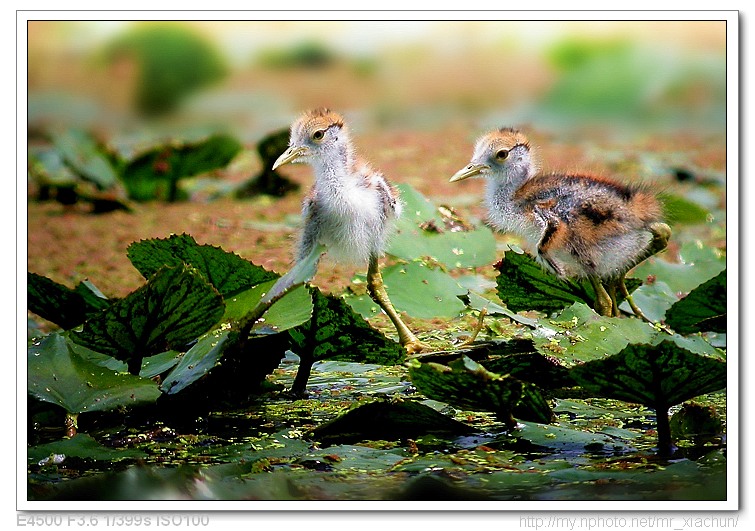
left=402, top=339, right=427, bottom=355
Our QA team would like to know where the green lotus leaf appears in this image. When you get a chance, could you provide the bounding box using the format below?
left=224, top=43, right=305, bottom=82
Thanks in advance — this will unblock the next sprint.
left=28, top=334, right=160, bottom=415
left=71, top=265, right=225, bottom=374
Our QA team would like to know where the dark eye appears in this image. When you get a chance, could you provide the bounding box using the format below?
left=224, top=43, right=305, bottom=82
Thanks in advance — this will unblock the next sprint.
left=496, top=149, right=509, bottom=160
left=312, top=130, right=325, bottom=141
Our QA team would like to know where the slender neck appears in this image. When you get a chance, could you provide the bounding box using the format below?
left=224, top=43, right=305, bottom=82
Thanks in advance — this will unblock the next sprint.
left=487, top=163, right=531, bottom=199
left=311, top=139, right=354, bottom=189
left=484, top=163, right=533, bottom=235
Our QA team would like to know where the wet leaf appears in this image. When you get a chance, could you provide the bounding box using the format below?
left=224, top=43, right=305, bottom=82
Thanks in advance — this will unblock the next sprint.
left=301, top=445, right=409, bottom=471
left=513, top=421, right=634, bottom=453
left=224, top=281, right=313, bottom=334
left=289, top=287, right=405, bottom=365
left=388, top=183, right=496, bottom=269
left=407, top=356, right=554, bottom=426
left=532, top=303, right=657, bottom=365
left=127, top=233, right=277, bottom=297
left=629, top=242, right=725, bottom=295
left=659, top=332, right=724, bottom=359
left=139, top=350, right=182, bottom=379
left=311, top=400, right=476, bottom=445
left=569, top=339, right=726, bottom=409
left=495, top=248, right=641, bottom=314
left=160, top=328, right=237, bottom=395
left=234, top=243, right=323, bottom=340
left=28, top=334, right=161, bottom=414
left=27, top=273, right=110, bottom=330
left=383, top=261, right=467, bottom=319
left=28, top=434, right=146, bottom=463
left=71, top=265, right=225, bottom=374
left=665, top=269, right=726, bottom=334
left=464, top=290, right=541, bottom=328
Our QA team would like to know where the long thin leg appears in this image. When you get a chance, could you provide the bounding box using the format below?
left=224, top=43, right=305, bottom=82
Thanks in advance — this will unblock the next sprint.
left=588, top=275, right=614, bottom=317
left=458, top=308, right=487, bottom=348
left=367, top=255, right=425, bottom=354
left=615, top=222, right=672, bottom=322
left=618, top=272, right=653, bottom=323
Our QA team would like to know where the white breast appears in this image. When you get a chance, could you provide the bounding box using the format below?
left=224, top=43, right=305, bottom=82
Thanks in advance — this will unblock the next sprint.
left=318, top=178, right=388, bottom=264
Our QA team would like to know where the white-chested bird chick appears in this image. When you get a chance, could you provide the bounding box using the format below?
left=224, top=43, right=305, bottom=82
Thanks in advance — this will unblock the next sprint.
left=273, top=108, right=424, bottom=353
left=450, top=128, right=671, bottom=318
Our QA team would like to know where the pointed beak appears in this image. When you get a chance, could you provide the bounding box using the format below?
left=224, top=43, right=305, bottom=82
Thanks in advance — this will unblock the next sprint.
left=449, top=163, right=488, bottom=183
left=272, top=146, right=308, bottom=170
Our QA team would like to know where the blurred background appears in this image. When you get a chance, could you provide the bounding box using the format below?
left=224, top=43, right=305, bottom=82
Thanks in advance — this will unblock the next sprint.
left=25, top=19, right=728, bottom=298
left=27, top=20, right=726, bottom=139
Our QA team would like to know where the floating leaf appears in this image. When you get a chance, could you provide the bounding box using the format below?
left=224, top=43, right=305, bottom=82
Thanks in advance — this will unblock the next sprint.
left=71, top=265, right=225, bottom=374
left=28, top=434, right=146, bottom=463
left=27, top=273, right=109, bottom=330
left=532, top=303, right=657, bottom=366
left=28, top=334, right=161, bottom=415
left=311, top=400, right=476, bottom=445
left=120, top=134, right=241, bottom=201
left=236, top=128, right=300, bottom=198
left=665, top=269, right=726, bottom=334
left=388, top=183, right=496, bottom=269
left=382, top=261, right=467, bottom=319
left=513, top=421, right=634, bottom=453
left=67, top=340, right=129, bottom=372
left=233, top=243, right=323, bottom=340
left=346, top=260, right=470, bottom=320
left=127, top=233, right=277, bottom=297
left=569, top=339, right=726, bottom=452
left=629, top=241, right=725, bottom=295
left=658, top=332, right=724, bottom=359
left=407, top=356, right=554, bottom=427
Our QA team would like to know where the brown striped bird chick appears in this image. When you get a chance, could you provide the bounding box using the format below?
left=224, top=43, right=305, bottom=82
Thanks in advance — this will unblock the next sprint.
left=450, top=128, right=671, bottom=318
left=273, top=108, right=424, bottom=353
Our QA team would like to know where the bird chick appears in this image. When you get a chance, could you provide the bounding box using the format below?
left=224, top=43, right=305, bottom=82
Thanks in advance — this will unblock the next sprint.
left=450, top=128, right=670, bottom=318
left=273, top=108, right=424, bottom=352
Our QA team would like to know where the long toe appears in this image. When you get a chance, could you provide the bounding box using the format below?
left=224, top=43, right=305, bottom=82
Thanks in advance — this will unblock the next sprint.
left=402, top=339, right=426, bottom=355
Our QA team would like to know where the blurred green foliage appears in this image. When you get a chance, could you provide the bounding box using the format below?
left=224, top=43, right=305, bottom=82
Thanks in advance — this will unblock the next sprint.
left=541, top=36, right=725, bottom=126
left=257, top=39, right=336, bottom=69
left=103, top=23, right=228, bottom=116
